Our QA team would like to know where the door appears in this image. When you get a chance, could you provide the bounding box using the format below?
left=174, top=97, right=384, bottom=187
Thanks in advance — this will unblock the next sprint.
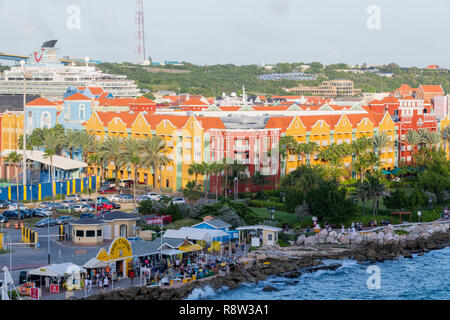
left=103, top=225, right=111, bottom=240
left=120, top=224, right=127, bottom=238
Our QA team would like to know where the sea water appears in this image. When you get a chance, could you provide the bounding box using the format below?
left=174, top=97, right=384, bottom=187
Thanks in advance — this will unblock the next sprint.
left=188, top=247, right=450, bottom=300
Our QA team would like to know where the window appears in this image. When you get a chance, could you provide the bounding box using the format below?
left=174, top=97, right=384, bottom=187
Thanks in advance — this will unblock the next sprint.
left=79, top=104, right=86, bottom=119
left=97, top=230, right=102, bottom=237
left=86, top=230, right=95, bottom=237
left=268, top=234, right=273, bottom=241
left=40, top=111, right=51, bottom=129
left=76, top=230, right=84, bottom=237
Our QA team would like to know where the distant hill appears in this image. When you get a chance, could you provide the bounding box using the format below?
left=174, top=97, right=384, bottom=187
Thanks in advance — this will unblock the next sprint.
left=73, top=62, right=450, bottom=98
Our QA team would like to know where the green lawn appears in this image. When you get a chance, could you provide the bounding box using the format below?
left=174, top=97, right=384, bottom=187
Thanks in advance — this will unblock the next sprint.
left=168, top=218, right=202, bottom=230
left=250, top=207, right=302, bottom=225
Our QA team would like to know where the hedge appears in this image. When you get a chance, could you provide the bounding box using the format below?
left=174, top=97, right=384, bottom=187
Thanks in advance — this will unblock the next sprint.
left=249, top=200, right=286, bottom=211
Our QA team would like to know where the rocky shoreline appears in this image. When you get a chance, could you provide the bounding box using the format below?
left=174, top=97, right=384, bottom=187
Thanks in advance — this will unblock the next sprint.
left=80, top=222, right=450, bottom=300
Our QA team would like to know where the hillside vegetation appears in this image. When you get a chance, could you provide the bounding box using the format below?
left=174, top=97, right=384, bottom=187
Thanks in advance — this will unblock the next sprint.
left=98, top=62, right=449, bottom=98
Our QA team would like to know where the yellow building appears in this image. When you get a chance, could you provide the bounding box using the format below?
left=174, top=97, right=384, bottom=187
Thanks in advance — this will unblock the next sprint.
left=1, top=111, right=24, bottom=151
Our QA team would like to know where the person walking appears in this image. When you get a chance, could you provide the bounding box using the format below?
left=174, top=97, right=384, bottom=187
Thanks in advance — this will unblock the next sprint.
left=103, top=277, right=109, bottom=289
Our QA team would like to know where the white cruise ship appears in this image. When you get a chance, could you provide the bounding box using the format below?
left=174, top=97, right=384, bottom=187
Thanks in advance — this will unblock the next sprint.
left=0, top=40, right=141, bottom=100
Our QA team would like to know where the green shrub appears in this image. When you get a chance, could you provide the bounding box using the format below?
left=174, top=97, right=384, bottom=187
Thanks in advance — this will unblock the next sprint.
left=249, top=200, right=286, bottom=211
left=395, top=229, right=410, bottom=236
left=138, top=199, right=153, bottom=214
left=263, top=190, right=281, bottom=198
left=268, top=196, right=282, bottom=203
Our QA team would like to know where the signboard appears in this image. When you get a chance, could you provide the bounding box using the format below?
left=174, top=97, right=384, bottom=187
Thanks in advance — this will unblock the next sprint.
left=96, top=248, right=109, bottom=262
left=19, top=283, right=35, bottom=296
left=109, top=262, right=116, bottom=274
left=50, top=284, right=60, bottom=294
left=30, top=287, right=40, bottom=300
left=109, top=237, right=132, bottom=261
left=146, top=215, right=172, bottom=225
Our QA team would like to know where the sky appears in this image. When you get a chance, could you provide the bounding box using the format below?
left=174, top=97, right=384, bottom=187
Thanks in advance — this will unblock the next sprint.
left=0, top=0, right=449, bottom=68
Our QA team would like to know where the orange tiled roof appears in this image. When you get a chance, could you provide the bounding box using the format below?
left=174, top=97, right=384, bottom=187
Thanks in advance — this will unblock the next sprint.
left=196, top=116, right=226, bottom=130
left=265, top=117, right=291, bottom=130
left=87, top=87, right=104, bottom=95
left=65, top=92, right=91, bottom=101
left=132, top=96, right=156, bottom=105
left=219, top=106, right=241, bottom=111
left=181, top=97, right=209, bottom=107
left=143, top=114, right=190, bottom=129
left=26, top=97, right=58, bottom=106
left=419, top=85, right=444, bottom=93
left=96, top=111, right=139, bottom=128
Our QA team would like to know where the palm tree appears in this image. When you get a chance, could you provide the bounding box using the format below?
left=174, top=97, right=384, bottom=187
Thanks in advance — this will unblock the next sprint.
left=42, top=130, right=64, bottom=218
left=4, top=152, right=23, bottom=221
left=77, top=131, right=96, bottom=176
left=404, top=129, right=421, bottom=165
left=419, top=129, right=441, bottom=150
left=355, top=181, right=370, bottom=215
left=208, top=162, right=224, bottom=200
left=141, top=136, right=167, bottom=191
left=64, top=129, right=79, bottom=159
left=365, top=174, right=389, bottom=217
left=183, top=181, right=202, bottom=204
left=188, top=163, right=204, bottom=185
left=300, top=141, right=319, bottom=165
left=372, top=132, right=390, bottom=158
left=442, top=125, right=450, bottom=159
left=101, top=136, right=124, bottom=186
left=156, top=154, right=170, bottom=192
left=202, top=162, right=212, bottom=199
left=118, top=137, right=143, bottom=209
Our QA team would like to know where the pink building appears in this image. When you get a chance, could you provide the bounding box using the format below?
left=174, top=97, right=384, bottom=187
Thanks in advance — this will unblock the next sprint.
left=208, top=120, right=281, bottom=194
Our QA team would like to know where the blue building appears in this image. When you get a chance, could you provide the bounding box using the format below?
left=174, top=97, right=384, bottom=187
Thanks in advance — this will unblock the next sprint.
left=191, top=219, right=239, bottom=240
left=26, top=97, right=59, bottom=133
left=57, top=92, right=93, bottom=131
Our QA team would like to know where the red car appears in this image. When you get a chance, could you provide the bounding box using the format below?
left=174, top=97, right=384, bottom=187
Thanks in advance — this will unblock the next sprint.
left=89, top=203, right=113, bottom=211
left=98, top=187, right=117, bottom=194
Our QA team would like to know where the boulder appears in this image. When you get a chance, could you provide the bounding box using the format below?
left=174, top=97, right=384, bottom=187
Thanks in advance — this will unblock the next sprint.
left=262, top=285, right=279, bottom=292
left=319, top=229, right=328, bottom=237
left=339, top=235, right=350, bottom=244
left=296, top=235, right=305, bottom=245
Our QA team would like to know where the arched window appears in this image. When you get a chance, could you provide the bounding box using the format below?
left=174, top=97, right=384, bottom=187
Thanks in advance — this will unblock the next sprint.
left=79, top=104, right=86, bottom=119
left=423, top=108, right=427, bottom=114
left=40, top=111, right=51, bottom=129
left=119, top=224, right=127, bottom=237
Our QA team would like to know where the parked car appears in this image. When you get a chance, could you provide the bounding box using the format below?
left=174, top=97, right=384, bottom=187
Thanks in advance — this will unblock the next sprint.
left=119, top=179, right=134, bottom=188
left=20, top=209, right=33, bottom=218
left=31, top=208, right=52, bottom=217
left=56, top=216, right=74, bottom=225
left=56, top=206, right=74, bottom=214
left=39, top=202, right=53, bottom=208
left=101, top=180, right=116, bottom=188
left=107, top=195, right=122, bottom=202
left=35, top=218, right=57, bottom=228
left=8, top=203, right=26, bottom=210
left=118, top=194, right=134, bottom=203
left=72, top=204, right=88, bottom=213
left=61, top=200, right=76, bottom=207
left=0, top=200, right=9, bottom=209
left=100, top=202, right=114, bottom=210
left=171, top=197, right=186, bottom=205
left=2, top=210, right=27, bottom=219
left=98, top=187, right=117, bottom=194
left=82, top=204, right=95, bottom=212
left=80, top=198, right=94, bottom=205
left=65, top=195, right=81, bottom=202
left=80, top=213, right=95, bottom=219
left=108, top=201, right=121, bottom=209
left=146, top=193, right=162, bottom=201
left=0, top=215, right=8, bottom=223
left=127, top=237, right=144, bottom=244
left=136, top=195, right=150, bottom=203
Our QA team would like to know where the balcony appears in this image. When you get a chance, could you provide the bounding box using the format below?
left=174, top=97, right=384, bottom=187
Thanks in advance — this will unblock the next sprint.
left=234, top=144, right=250, bottom=152
left=184, top=142, right=192, bottom=149
left=166, top=140, right=174, bottom=147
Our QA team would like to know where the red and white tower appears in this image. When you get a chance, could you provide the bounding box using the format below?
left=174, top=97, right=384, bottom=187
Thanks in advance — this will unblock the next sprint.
left=135, top=0, right=146, bottom=64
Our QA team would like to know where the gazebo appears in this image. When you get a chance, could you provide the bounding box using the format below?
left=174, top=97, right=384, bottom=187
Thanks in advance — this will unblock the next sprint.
left=391, top=211, right=412, bottom=224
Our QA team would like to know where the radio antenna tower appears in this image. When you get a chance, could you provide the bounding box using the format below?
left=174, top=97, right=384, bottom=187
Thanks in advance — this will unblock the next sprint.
left=135, top=0, right=146, bottom=65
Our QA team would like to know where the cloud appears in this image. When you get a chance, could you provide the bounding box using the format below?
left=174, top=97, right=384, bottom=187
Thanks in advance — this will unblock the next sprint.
left=265, top=0, right=290, bottom=16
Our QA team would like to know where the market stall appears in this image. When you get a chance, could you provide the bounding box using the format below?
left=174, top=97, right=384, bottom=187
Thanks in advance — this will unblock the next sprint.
left=26, top=262, right=82, bottom=292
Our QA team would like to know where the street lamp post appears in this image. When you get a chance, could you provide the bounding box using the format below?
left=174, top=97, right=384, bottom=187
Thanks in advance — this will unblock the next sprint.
left=233, top=177, right=238, bottom=200
left=20, top=60, right=28, bottom=187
